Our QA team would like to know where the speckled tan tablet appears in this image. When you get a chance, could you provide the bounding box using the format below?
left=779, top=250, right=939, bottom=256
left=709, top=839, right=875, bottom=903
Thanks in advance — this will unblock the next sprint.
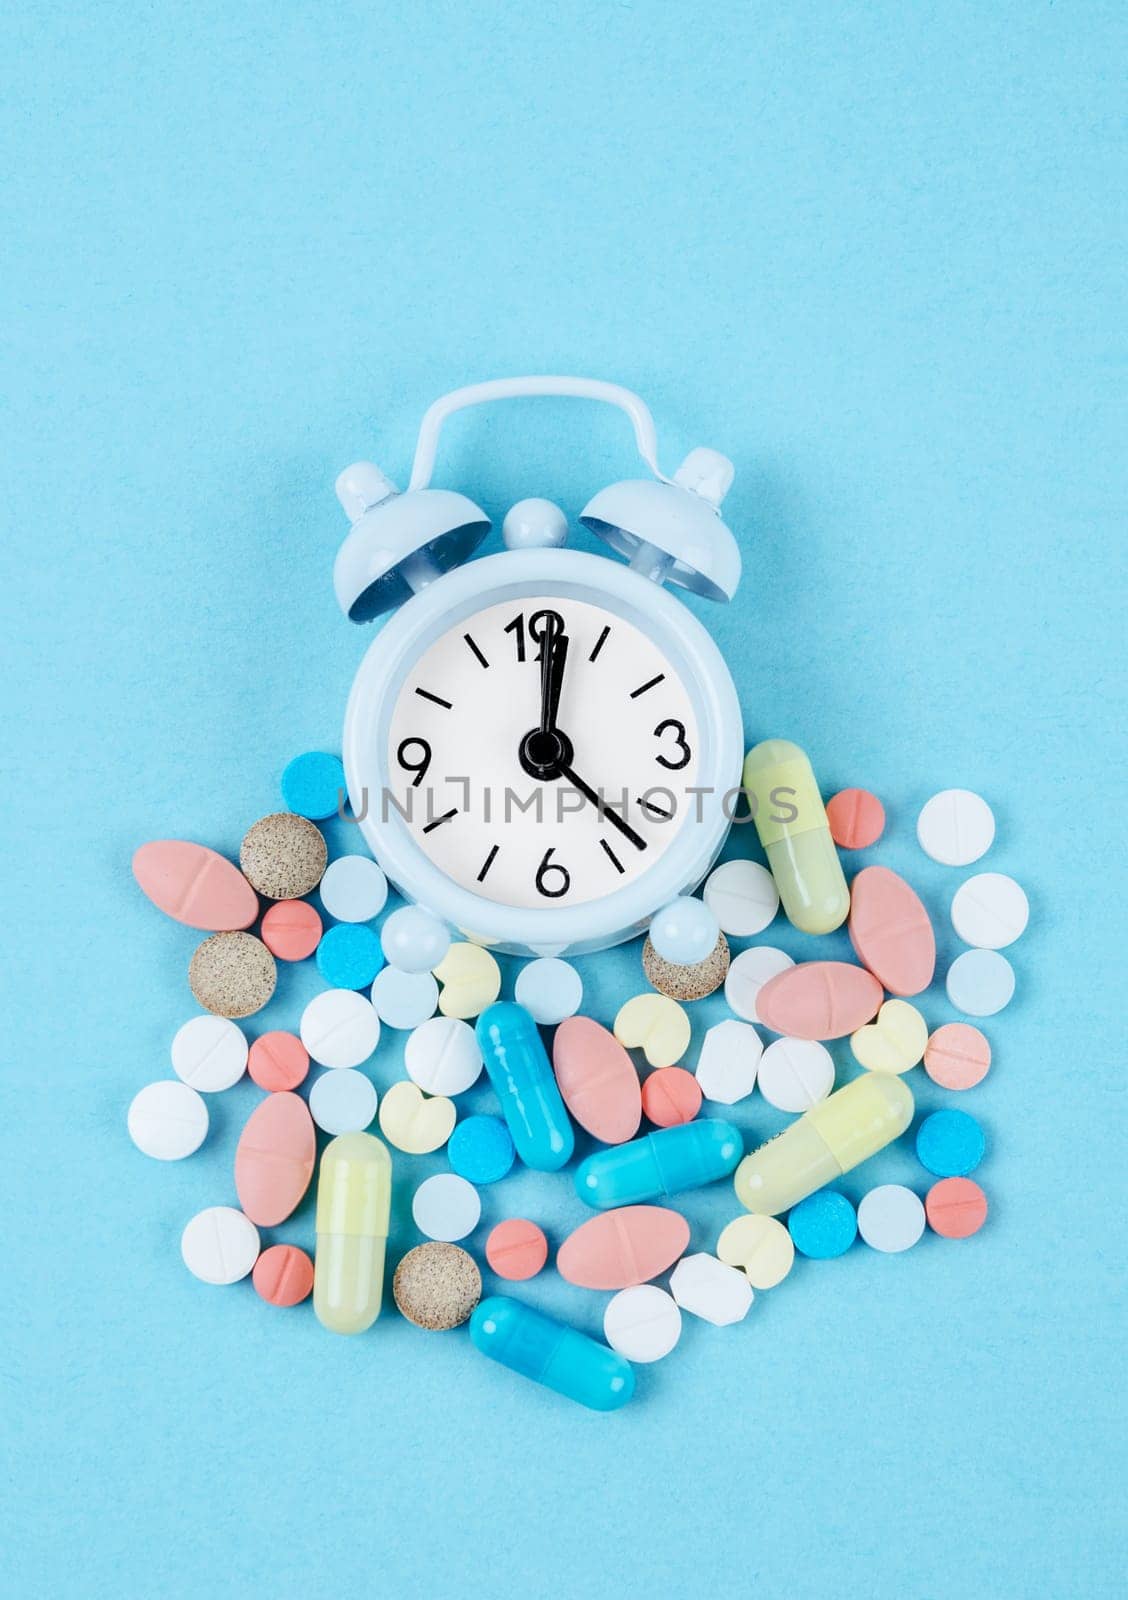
left=392, top=1242, right=481, bottom=1331
left=189, top=931, right=277, bottom=1018
left=239, top=813, right=327, bottom=900
left=643, top=931, right=730, bottom=1001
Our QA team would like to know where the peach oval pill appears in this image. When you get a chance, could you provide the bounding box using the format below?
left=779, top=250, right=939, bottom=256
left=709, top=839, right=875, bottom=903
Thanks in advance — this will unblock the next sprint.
left=485, top=1219, right=549, bottom=1281
left=925, top=1176, right=988, bottom=1238
left=848, top=865, right=935, bottom=996
left=234, top=1091, right=316, bottom=1227
left=553, top=1016, right=642, bottom=1145
left=755, top=961, right=883, bottom=1040
left=132, top=840, right=258, bottom=931
left=260, top=899, right=322, bottom=961
left=826, top=788, right=885, bottom=849
left=248, top=1031, right=310, bottom=1092
left=252, top=1243, right=314, bottom=1306
left=556, top=1204, right=690, bottom=1290
left=923, top=1023, right=992, bottom=1090
left=641, top=1066, right=702, bottom=1127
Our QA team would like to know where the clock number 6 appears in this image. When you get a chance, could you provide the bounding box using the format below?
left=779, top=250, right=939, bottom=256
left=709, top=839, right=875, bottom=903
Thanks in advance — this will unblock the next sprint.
left=535, top=846, right=571, bottom=899
left=396, top=737, right=433, bottom=787
left=653, top=719, right=692, bottom=771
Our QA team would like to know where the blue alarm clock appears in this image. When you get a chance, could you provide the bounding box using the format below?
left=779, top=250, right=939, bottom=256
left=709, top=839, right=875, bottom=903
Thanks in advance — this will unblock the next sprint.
left=333, top=376, right=744, bottom=957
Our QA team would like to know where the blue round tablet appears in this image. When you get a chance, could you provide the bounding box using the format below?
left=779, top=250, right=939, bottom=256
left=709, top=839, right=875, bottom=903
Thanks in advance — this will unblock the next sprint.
left=915, top=1109, right=986, bottom=1177
left=281, top=752, right=346, bottom=821
left=448, top=1115, right=515, bottom=1185
left=788, top=1190, right=858, bottom=1259
left=316, top=924, right=384, bottom=990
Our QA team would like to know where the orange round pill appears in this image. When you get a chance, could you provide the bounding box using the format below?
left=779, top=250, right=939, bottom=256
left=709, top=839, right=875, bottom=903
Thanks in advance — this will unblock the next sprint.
left=641, top=1066, right=702, bottom=1127
left=252, top=1244, right=314, bottom=1306
left=924, top=1023, right=991, bottom=1090
left=261, top=898, right=322, bottom=961
left=248, top=1030, right=309, bottom=1091
left=485, top=1219, right=548, bottom=1281
left=925, top=1177, right=988, bottom=1239
left=826, top=788, right=886, bottom=849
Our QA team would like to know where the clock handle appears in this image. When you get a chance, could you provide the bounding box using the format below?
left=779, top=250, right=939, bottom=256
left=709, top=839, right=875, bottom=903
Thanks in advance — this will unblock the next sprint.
left=407, top=376, right=672, bottom=493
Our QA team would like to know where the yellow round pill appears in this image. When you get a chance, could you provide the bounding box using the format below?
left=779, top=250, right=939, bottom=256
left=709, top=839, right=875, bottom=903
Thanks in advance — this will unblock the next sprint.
left=613, top=993, right=691, bottom=1068
left=716, top=1214, right=795, bottom=1289
left=433, top=942, right=502, bottom=1020
left=378, top=1080, right=456, bottom=1154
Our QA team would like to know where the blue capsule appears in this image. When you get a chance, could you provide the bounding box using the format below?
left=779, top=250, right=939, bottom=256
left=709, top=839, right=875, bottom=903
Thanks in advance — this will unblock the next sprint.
left=470, top=1296, right=635, bottom=1412
left=575, top=1119, right=743, bottom=1209
left=476, top=1002, right=575, bottom=1172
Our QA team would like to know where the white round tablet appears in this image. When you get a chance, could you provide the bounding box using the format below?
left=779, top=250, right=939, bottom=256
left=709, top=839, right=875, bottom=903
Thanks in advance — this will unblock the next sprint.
left=318, top=854, right=388, bottom=922
left=757, top=1037, right=835, bottom=1112
left=951, top=872, right=1029, bottom=949
left=917, top=789, right=995, bottom=866
left=703, top=859, right=780, bottom=937
left=857, top=1185, right=926, bottom=1253
left=946, top=949, right=1015, bottom=1017
left=514, top=957, right=583, bottom=1025
left=170, top=1015, right=248, bottom=1092
left=308, top=1068, right=378, bottom=1135
left=724, top=946, right=795, bottom=1023
left=603, top=1285, right=682, bottom=1363
left=370, top=966, right=438, bottom=1029
left=127, top=1080, right=209, bottom=1160
left=411, top=1173, right=481, bottom=1241
left=180, top=1206, right=260, bottom=1284
left=404, top=1016, right=483, bottom=1095
left=695, top=1019, right=763, bottom=1104
left=300, top=989, right=381, bottom=1068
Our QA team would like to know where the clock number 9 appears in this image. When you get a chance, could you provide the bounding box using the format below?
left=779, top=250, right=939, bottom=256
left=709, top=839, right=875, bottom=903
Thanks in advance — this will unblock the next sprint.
left=396, top=737, right=432, bottom=787
left=653, top=719, right=692, bottom=771
left=535, top=846, right=571, bottom=899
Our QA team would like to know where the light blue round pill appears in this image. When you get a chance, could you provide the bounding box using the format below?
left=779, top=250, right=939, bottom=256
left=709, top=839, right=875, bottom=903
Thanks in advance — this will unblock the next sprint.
left=381, top=906, right=451, bottom=974
left=946, top=949, right=1015, bottom=1016
left=448, top=1115, right=515, bottom=1184
left=788, top=1190, right=858, bottom=1259
left=281, top=752, right=346, bottom=821
left=649, top=896, right=719, bottom=965
left=316, top=924, right=385, bottom=990
left=514, top=958, right=583, bottom=1025
left=370, top=966, right=438, bottom=1029
left=916, top=1109, right=986, bottom=1177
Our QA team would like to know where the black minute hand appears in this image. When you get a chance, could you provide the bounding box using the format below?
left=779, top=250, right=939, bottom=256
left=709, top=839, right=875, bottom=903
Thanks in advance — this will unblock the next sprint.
left=539, top=620, right=567, bottom=735
left=558, top=762, right=648, bottom=852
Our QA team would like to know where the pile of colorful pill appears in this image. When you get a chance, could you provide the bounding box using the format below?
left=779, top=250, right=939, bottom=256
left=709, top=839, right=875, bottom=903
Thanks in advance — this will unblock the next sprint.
left=127, top=745, right=1025, bottom=1410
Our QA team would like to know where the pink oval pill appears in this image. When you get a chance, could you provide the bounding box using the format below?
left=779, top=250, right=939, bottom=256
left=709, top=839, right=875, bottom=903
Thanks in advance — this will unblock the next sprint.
left=848, top=865, right=935, bottom=997
left=485, top=1219, right=549, bottom=1281
left=641, top=1066, right=702, bottom=1128
left=132, top=840, right=259, bottom=931
left=553, top=1016, right=642, bottom=1145
left=252, top=1243, right=314, bottom=1306
left=925, top=1177, right=988, bottom=1239
left=234, top=1092, right=315, bottom=1227
left=260, top=899, right=322, bottom=961
left=924, top=1023, right=991, bottom=1090
left=248, top=1031, right=310, bottom=1092
left=557, top=1205, right=690, bottom=1291
left=826, top=788, right=886, bottom=849
left=756, top=961, right=883, bottom=1041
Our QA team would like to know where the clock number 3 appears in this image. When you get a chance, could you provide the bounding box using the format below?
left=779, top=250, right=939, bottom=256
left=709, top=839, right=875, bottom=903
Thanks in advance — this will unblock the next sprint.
left=535, top=846, right=571, bottom=898
left=653, top=719, right=692, bottom=771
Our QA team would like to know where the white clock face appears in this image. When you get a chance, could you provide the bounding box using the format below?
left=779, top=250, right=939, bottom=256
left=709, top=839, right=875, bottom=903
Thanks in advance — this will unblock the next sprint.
left=385, top=596, right=701, bottom=908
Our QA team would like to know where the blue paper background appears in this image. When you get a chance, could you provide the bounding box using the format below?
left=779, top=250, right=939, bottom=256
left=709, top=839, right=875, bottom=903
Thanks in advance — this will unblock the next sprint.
left=3, top=3, right=1125, bottom=1596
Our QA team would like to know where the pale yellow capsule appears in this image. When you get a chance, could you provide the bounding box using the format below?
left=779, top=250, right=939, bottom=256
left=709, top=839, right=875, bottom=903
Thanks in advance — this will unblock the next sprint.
left=314, top=1132, right=391, bottom=1335
left=851, top=999, right=928, bottom=1074
left=742, top=739, right=849, bottom=934
left=735, top=1072, right=914, bottom=1216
